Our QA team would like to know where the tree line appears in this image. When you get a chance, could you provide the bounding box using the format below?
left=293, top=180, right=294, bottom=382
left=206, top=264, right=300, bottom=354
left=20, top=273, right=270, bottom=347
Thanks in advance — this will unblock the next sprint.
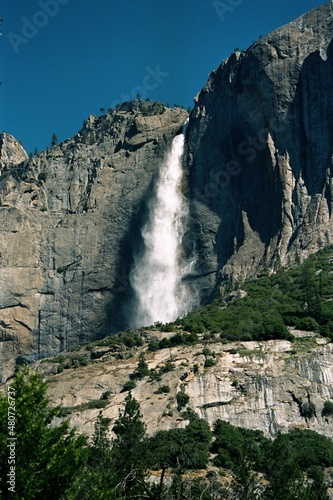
left=0, top=368, right=331, bottom=499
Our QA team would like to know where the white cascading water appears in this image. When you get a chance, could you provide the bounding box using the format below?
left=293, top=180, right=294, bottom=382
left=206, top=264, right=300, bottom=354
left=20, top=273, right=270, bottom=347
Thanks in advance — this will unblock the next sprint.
left=130, top=120, right=195, bottom=327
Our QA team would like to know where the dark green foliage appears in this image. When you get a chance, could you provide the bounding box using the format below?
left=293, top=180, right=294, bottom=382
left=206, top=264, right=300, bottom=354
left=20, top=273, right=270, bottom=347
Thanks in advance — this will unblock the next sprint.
left=100, top=390, right=112, bottom=400
left=38, top=171, right=48, bottom=182
left=148, top=338, right=159, bottom=351
left=176, top=391, right=189, bottom=411
left=212, top=420, right=333, bottom=480
left=212, top=420, right=269, bottom=471
left=130, top=352, right=149, bottom=380
left=149, top=418, right=212, bottom=472
left=181, top=294, right=292, bottom=341
left=112, top=392, right=148, bottom=497
left=120, top=331, right=144, bottom=348
left=0, top=368, right=88, bottom=500
left=322, top=400, right=333, bottom=417
left=154, top=385, right=170, bottom=394
left=148, top=360, right=175, bottom=382
left=204, top=357, right=217, bottom=368
left=51, top=133, right=58, bottom=146
left=99, top=330, right=143, bottom=349
left=231, top=455, right=262, bottom=500
left=301, top=401, right=317, bottom=420
left=178, top=245, right=333, bottom=342
left=264, top=432, right=329, bottom=499
left=159, top=360, right=175, bottom=373
left=121, top=379, right=136, bottom=392
left=66, top=414, right=115, bottom=499
left=86, top=399, right=108, bottom=409
left=295, top=316, right=320, bottom=332
left=266, top=433, right=307, bottom=500
left=158, top=331, right=199, bottom=348
left=286, top=429, right=333, bottom=469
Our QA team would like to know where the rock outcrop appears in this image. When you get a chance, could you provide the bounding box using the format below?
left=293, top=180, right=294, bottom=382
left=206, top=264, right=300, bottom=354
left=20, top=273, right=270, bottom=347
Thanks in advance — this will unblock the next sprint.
left=187, top=1, right=333, bottom=298
left=34, top=329, right=333, bottom=440
left=0, top=133, right=28, bottom=172
left=0, top=103, right=188, bottom=381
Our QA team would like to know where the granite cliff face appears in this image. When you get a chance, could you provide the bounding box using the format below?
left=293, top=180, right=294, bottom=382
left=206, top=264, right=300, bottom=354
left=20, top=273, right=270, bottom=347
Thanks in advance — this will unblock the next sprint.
left=0, top=133, right=28, bottom=172
left=0, top=103, right=188, bottom=380
left=187, top=1, right=333, bottom=298
left=34, top=329, right=333, bottom=440
left=1, top=2, right=333, bottom=378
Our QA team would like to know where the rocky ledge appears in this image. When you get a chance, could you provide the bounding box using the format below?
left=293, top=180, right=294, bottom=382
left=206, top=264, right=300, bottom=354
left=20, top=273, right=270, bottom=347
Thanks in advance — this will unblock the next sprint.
left=32, top=329, right=333, bottom=440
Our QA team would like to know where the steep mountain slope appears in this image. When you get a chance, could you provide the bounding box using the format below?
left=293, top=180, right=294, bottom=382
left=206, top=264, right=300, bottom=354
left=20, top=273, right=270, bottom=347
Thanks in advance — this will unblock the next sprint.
left=187, top=1, right=333, bottom=299
left=0, top=103, right=188, bottom=381
left=37, top=329, right=333, bottom=440
left=34, top=245, right=333, bottom=440
left=1, top=2, right=333, bottom=379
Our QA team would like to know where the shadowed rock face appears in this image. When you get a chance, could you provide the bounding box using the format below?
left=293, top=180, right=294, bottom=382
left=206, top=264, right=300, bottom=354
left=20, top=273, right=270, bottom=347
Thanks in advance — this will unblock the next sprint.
left=0, top=103, right=188, bottom=380
left=187, top=1, right=333, bottom=299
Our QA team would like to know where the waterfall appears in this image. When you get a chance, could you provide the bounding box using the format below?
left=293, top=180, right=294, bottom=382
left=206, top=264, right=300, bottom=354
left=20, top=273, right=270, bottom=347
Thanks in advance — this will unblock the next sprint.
left=130, top=120, right=195, bottom=327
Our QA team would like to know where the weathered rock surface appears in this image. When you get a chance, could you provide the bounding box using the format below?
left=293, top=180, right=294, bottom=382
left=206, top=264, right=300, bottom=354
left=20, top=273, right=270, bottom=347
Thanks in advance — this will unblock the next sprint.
left=187, top=1, right=333, bottom=298
left=0, top=103, right=188, bottom=381
left=0, top=133, right=28, bottom=172
left=33, top=330, right=333, bottom=440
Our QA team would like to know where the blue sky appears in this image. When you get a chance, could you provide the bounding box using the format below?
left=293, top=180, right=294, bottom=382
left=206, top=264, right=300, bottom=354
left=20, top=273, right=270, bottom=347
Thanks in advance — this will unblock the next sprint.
left=0, top=0, right=325, bottom=154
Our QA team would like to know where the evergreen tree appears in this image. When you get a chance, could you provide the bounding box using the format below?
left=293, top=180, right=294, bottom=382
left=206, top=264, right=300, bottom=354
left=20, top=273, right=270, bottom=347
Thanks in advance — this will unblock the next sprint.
left=65, top=412, right=115, bottom=500
left=51, top=133, right=58, bottom=147
left=231, top=454, right=261, bottom=500
left=112, top=392, right=150, bottom=497
left=0, top=367, right=87, bottom=500
left=301, top=261, right=321, bottom=318
left=266, top=433, right=306, bottom=499
left=131, top=352, right=149, bottom=380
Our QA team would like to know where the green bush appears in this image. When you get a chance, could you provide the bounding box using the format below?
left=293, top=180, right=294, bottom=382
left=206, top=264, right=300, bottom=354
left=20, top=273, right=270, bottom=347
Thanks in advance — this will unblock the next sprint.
left=121, top=380, right=136, bottom=393
left=212, top=420, right=269, bottom=470
left=86, top=400, right=108, bottom=410
left=322, top=400, right=333, bottom=417
left=147, top=339, right=159, bottom=352
left=295, top=316, right=320, bottom=332
left=38, top=172, right=48, bottom=182
left=130, top=353, right=149, bottom=380
left=301, top=402, right=316, bottom=420
left=154, top=385, right=170, bottom=395
left=286, top=428, right=333, bottom=469
left=149, top=419, right=212, bottom=472
left=100, top=391, right=112, bottom=400
left=176, top=391, right=189, bottom=411
left=204, top=358, right=217, bottom=368
left=159, top=361, right=175, bottom=373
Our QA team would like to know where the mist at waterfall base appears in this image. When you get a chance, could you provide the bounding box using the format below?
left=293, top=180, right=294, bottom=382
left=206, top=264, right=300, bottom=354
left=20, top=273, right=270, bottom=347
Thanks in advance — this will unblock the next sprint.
left=129, top=122, right=197, bottom=328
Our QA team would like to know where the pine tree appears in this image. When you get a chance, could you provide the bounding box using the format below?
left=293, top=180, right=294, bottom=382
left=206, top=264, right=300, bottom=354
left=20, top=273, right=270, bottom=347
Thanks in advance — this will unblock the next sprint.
left=0, top=367, right=87, bottom=499
left=131, top=352, right=149, bottom=380
left=266, top=433, right=306, bottom=499
left=91, top=412, right=112, bottom=467
left=51, top=133, right=58, bottom=147
left=112, top=392, right=149, bottom=497
left=65, top=412, right=115, bottom=500
left=231, top=454, right=261, bottom=499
